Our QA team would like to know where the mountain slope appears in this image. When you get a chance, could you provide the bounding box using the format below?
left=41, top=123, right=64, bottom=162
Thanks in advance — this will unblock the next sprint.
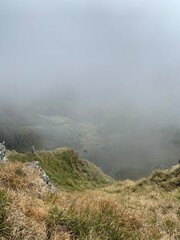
left=8, top=147, right=113, bottom=191
left=0, top=150, right=179, bottom=239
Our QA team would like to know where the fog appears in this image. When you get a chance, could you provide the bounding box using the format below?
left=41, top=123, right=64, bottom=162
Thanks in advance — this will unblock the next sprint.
left=1, top=0, right=180, bottom=178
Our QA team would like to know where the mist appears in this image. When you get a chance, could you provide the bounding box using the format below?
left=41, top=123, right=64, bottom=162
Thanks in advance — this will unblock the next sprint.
left=1, top=0, right=180, bottom=178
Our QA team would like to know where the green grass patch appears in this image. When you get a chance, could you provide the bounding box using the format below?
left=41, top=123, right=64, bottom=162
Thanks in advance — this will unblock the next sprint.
left=8, top=148, right=113, bottom=191
left=46, top=202, right=141, bottom=240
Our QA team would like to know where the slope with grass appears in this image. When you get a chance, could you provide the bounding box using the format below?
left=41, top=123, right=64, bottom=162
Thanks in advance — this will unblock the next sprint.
left=8, top=147, right=113, bottom=191
left=0, top=149, right=179, bottom=239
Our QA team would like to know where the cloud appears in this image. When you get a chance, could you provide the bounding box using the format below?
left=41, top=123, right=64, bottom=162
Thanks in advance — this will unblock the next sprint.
left=0, top=0, right=180, bottom=112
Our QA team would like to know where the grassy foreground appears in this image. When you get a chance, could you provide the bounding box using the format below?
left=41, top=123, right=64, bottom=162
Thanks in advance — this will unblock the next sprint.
left=0, top=149, right=179, bottom=239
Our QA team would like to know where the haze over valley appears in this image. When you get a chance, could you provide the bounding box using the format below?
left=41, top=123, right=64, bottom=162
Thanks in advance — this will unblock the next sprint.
left=1, top=0, right=180, bottom=179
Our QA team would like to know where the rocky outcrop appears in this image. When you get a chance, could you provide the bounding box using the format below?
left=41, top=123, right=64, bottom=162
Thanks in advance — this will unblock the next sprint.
left=24, top=161, right=56, bottom=193
left=0, top=141, right=7, bottom=162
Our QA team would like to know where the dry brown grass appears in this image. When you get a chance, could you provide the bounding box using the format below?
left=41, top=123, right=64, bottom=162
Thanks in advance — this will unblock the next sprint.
left=0, top=161, right=179, bottom=239
left=102, top=177, right=180, bottom=240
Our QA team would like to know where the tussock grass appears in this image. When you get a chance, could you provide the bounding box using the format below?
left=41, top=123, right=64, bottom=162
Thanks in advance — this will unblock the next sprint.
left=46, top=194, right=141, bottom=240
left=150, top=164, right=180, bottom=190
left=0, top=151, right=179, bottom=239
left=0, top=191, right=10, bottom=238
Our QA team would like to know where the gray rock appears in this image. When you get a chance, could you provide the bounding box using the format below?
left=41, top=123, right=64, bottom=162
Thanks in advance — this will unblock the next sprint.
left=31, top=145, right=36, bottom=155
left=0, top=141, right=6, bottom=162
left=25, top=161, right=56, bottom=193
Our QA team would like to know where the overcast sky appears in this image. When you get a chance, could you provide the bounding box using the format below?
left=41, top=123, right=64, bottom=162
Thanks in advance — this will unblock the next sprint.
left=1, top=0, right=180, bottom=118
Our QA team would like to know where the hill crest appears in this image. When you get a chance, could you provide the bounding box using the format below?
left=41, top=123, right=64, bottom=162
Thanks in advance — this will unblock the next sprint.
left=8, top=147, right=113, bottom=191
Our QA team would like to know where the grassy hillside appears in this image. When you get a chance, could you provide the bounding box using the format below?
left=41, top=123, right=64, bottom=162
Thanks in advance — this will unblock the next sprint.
left=149, top=165, right=180, bottom=189
left=0, top=150, right=179, bottom=239
left=8, top=147, right=113, bottom=191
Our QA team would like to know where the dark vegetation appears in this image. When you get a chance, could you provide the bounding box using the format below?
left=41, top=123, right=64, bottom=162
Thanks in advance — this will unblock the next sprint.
left=0, top=124, right=42, bottom=152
